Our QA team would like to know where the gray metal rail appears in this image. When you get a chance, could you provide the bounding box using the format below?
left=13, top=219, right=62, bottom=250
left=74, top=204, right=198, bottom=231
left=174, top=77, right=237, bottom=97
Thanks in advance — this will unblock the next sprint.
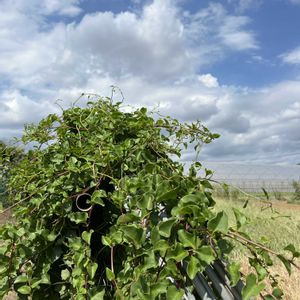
left=184, top=259, right=243, bottom=300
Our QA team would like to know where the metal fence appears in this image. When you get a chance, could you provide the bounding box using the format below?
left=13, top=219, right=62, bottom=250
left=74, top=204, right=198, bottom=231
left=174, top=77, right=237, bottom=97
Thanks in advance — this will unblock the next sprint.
left=186, top=162, right=300, bottom=193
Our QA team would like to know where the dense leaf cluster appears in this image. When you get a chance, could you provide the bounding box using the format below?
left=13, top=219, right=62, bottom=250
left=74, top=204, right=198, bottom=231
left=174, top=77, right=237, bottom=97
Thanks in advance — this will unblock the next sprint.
left=0, top=98, right=297, bottom=299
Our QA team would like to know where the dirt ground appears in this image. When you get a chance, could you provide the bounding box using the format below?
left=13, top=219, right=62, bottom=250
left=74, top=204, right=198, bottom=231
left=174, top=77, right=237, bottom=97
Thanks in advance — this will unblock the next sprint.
left=239, top=258, right=300, bottom=300
left=255, top=200, right=300, bottom=212
left=3, top=291, right=17, bottom=300
left=0, top=208, right=12, bottom=225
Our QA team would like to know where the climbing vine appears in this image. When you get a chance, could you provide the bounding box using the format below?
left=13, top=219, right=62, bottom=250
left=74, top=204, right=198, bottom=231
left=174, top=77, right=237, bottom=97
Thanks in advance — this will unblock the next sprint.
left=0, top=96, right=298, bottom=299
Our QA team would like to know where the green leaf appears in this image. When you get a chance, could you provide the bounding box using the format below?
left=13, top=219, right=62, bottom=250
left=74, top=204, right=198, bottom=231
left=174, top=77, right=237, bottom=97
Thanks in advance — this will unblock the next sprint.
left=139, top=193, right=154, bottom=210
left=14, top=275, right=28, bottom=284
left=46, top=232, right=58, bottom=242
left=150, top=282, right=168, bottom=298
left=196, top=246, right=215, bottom=265
left=91, top=190, right=105, bottom=206
left=82, top=230, right=93, bottom=245
left=140, top=107, right=147, bottom=114
left=272, top=287, right=284, bottom=298
left=157, top=188, right=178, bottom=202
left=158, top=218, right=176, bottom=238
left=69, top=237, right=83, bottom=251
left=179, top=193, right=204, bottom=205
left=262, top=187, right=269, bottom=200
left=61, top=269, right=70, bottom=280
left=242, top=273, right=266, bottom=300
left=200, top=180, right=213, bottom=189
left=171, top=204, right=201, bottom=218
left=227, top=262, right=241, bottom=286
left=117, top=213, right=139, bottom=224
left=278, top=254, right=292, bottom=275
left=142, top=251, right=157, bottom=271
left=105, top=267, right=115, bottom=281
left=122, top=225, right=144, bottom=249
left=207, top=211, right=229, bottom=234
left=166, top=286, right=185, bottom=300
left=15, top=227, right=26, bottom=237
left=253, top=263, right=268, bottom=281
left=110, top=230, right=123, bottom=244
left=233, top=208, right=247, bottom=229
left=87, top=262, right=98, bottom=279
left=243, top=199, right=249, bottom=208
left=166, top=243, right=189, bottom=262
left=153, top=239, right=169, bottom=256
left=178, top=230, right=199, bottom=249
left=68, top=212, right=88, bottom=224
left=186, top=256, right=200, bottom=279
left=17, top=285, right=31, bottom=295
left=101, top=236, right=112, bottom=247
left=91, top=290, right=105, bottom=300
left=260, top=250, right=273, bottom=266
left=284, top=244, right=300, bottom=258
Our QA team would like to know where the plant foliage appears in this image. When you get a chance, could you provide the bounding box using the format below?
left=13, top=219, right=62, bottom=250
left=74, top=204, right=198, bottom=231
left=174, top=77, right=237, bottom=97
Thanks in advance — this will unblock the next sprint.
left=0, top=141, right=23, bottom=207
left=292, top=180, right=300, bottom=202
left=0, top=97, right=298, bottom=299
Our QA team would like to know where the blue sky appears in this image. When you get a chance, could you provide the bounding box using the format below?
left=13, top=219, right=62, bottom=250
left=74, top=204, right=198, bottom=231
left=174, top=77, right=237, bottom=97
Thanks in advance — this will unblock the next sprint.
left=0, top=0, right=300, bottom=164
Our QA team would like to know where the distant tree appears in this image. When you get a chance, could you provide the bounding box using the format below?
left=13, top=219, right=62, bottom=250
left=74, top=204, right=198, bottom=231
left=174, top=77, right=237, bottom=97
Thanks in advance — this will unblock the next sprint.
left=0, top=141, right=23, bottom=207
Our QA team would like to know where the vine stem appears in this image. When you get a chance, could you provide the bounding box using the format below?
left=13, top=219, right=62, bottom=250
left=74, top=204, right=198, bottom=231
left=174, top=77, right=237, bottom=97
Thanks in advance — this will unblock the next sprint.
left=0, top=183, right=48, bottom=215
left=111, top=246, right=117, bottom=288
left=111, top=246, right=114, bottom=274
left=0, top=172, right=69, bottom=216
left=225, top=231, right=300, bottom=271
left=0, top=192, right=39, bottom=215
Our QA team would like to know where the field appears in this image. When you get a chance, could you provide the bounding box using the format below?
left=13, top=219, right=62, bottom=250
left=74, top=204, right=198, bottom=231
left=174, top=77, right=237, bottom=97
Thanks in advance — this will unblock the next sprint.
left=214, top=196, right=300, bottom=299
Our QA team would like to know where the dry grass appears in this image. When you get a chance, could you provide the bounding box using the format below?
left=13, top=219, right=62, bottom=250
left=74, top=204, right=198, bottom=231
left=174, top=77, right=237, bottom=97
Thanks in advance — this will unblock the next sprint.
left=0, top=208, right=12, bottom=225
left=3, top=291, right=17, bottom=300
left=215, top=197, right=300, bottom=299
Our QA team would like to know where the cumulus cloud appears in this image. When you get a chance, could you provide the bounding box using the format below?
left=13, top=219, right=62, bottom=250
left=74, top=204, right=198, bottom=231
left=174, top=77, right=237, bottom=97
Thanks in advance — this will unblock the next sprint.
left=199, top=80, right=300, bottom=163
left=65, top=1, right=191, bottom=81
left=184, top=2, right=258, bottom=60
left=198, top=74, right=219, bottom=88
left=281, top=46, right=300, bottom=64
left=0, top=0, right=298, bottom=164
left=219, top=15, right=258, bottom=50
left=0, top=90, right=59, bottom=125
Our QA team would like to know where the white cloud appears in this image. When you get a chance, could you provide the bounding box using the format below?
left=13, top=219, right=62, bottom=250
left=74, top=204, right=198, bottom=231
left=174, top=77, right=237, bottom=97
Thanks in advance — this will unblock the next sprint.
left=200, top=80, right=300, bottom=163
left=185, top=2, right=258, bottom=59
left=227, top=0, right=263, bottom=12
left=219, top=16, right=258, bottom=50
left=65, top=1, right=191, bottom=81
left=0, top=90, right=58, bottom=128
left=281, top=46, right=300, bottom=64
left=0, top=0, right=299, bottom=164
left=0, top=0, right=258, bottom=89
left=0, top=0, right=82, bottom=17
left=198, top=74, right=219, bottom=88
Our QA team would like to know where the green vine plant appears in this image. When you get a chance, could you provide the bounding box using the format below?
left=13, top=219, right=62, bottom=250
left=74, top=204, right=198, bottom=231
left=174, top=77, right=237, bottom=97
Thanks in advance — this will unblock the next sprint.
left=0, top=96, right=299, bottom=299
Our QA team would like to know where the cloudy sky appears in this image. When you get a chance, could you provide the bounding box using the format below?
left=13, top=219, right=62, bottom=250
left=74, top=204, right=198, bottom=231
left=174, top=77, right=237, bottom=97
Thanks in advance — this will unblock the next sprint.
left=0, top=0, right=300, bottom=165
